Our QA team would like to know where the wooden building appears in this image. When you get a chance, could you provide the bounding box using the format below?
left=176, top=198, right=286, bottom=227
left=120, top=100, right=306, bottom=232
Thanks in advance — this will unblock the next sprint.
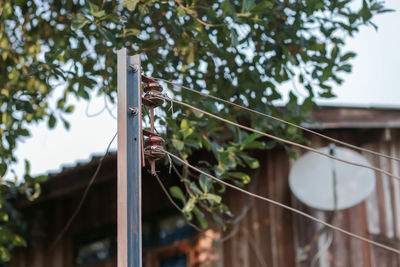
left=11, top=106, right=400, bottom=267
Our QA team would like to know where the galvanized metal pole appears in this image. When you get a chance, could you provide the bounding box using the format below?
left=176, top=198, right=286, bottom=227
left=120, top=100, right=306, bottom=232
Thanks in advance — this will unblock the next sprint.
left=117, top=48, right=142, bottom=267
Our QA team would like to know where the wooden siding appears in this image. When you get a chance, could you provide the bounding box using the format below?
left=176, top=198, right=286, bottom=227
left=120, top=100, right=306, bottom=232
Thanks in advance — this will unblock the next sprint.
left=198, top=129, right=400, bottom=267
left=12, top=128, right=400, bottom=267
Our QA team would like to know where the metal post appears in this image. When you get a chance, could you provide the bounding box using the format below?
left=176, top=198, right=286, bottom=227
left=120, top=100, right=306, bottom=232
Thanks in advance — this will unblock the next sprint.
left=117, top=48, right=142, bottom=267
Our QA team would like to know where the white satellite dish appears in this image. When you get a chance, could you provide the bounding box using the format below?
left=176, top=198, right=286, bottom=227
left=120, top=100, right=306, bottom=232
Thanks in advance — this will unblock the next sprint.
left=289, top=146, right=376, bottom=211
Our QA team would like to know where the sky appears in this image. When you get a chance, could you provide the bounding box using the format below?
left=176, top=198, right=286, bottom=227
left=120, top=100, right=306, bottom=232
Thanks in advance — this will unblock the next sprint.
left=12, top=0, right=400, bottom=178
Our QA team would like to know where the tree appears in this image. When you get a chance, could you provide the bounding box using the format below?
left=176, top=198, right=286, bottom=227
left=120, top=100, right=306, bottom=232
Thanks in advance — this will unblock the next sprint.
left=0, top=0, right=390, bottom=261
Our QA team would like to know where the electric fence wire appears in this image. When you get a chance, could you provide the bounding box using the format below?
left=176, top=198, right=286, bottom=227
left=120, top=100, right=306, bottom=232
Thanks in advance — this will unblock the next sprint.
left=169, top=158, right=255, bottom=243
left=159, top=95, right=400, bottom=182
left=48, top=132, right=118, bottom=252
left=162, top=149, right=400, bottom=255
left=151, top=77, right=400, bottom=163
left=155, top=167, right=257, bottom=244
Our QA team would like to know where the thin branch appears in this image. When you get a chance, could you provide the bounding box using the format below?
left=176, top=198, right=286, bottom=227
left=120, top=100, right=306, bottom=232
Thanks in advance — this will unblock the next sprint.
left=48, top=132, right=117, bottom=251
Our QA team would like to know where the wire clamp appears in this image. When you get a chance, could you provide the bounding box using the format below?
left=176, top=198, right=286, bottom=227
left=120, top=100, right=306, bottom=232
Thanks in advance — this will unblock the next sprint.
left=144, top=136, right=165, bottom=160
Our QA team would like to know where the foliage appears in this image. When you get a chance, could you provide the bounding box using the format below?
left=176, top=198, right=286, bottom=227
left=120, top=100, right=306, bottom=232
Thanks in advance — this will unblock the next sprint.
left=0, top=0, right=389, bottom=260
left=0, top=161, right=46, bottom=263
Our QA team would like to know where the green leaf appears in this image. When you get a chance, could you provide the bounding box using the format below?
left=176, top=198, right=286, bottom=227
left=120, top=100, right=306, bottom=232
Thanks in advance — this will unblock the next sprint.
left=340, top=52, right=356, bottom=62
left=244, top=133, right=261, bottom=144
left=183, top=196, right=196, bottom=213
left=284, top=146, right=298, bottom=159
left=138, top=4, right=149, bottom=16
left=191, top=109, right=204, bottom=118
left=244, top=0, right=256, bottom=12
left=78, top=88, right=90, bottom=99
left=337, top=64, right=352, bottom=72
left=169, top=186, right=186, bottom=204
left=172, top=139, right=184, bottom=151
left=0, top=162, right=7, bottom=177
left=48, top=114, right=56, bottom=128
left=212, top=213, right=226, bottom=231
left=331, top=45, right=338, bottom=60
left=187, top=46, right=195, bottom=64
left=193, top=207, right=208, bottom=229
left=203, top=193, right=221, bottom=204
left=189, top=182, right=203, bottom=195
left=98, top=27, right=117, bottom=45
left=17, top=128, right=30, bottom=137
left=120, top=0, right=140, bottom=12
left=241, top=155, right=260, bottom=169
left=319, top=91, right=335, bottom=98
left=0, top=246, right=10, bottom=262
left=182, top=128, right=193, bottom=139
left=180, top=119, right=189, bottom=129
left=2, top=112, right=12, bottom=128
left=24, top=160, right=30, bottom=175
left=250, top=1, right=273, bottom=14
left=180, top=119, right=193, bottom=138
left=12, top=235, right=27, bottom=247
left=71, top=13, right=89, bottom=30
left=89, top=3, right=105, bottom=18
left=231, top=28, right=238, bottom=47
left=65, top=105, right=75, bottom=113
left=220, top=203, right=233, bottom=217
left=91, top=10, right=105, bottom=18
left=28, top=183, right=41, bottom=201
left=177, top=6, right=186, bottom=17
left=221, top=0, right=234, bottom=16
left=57, top=98, right=66, bottom=109
left=123, top=28, right=141, bottom=37
left=199, top=174, right=211, bottom=194
left=0, top=212, right=8, bottom=222
left=16, top=100, right=34, bottom=113
left=231, top=172, right=251, bottom=184
left=217, top=183, right=226, bottom=193
left=33, top=175, right=48, bottom=183
left=61, top=117, right=70, bottom=130
left=214, top=164, right=225, bottom=178
left=360, top=0, right=372, bottom=22
left=243, top=141, right=266, bottom=149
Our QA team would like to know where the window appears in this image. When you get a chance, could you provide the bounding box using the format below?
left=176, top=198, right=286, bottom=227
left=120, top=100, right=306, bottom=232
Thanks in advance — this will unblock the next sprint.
left=143, top=213, right=193, bottom=248
left=75, top=237, right=112, bottom=265
left=158, top=215, right=193, bottom=246
left=143, top=213, right=194, bottom=267
left=74, top=226, right=116, bottom=266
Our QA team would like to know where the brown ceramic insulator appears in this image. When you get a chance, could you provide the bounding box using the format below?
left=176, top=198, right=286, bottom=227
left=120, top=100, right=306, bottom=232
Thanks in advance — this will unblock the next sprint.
left=144, top=136, right=165, bottom=147
left=143, top=91, right=164, bottom=107
left=144, top=136, right=165, bottom=160
left=142, top=75, right=156, bottom=83
left=144, top=146, right=165, bottom=160
left=143, top=82, right=163, bottom=93
left=143, top=129, right=160, bottom=137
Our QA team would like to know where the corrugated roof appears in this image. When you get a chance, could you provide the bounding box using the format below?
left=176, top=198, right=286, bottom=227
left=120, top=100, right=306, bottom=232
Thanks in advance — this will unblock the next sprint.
left=47, top=151, right=117, bottom=179
left=305, top=106, right=400, bottom=129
